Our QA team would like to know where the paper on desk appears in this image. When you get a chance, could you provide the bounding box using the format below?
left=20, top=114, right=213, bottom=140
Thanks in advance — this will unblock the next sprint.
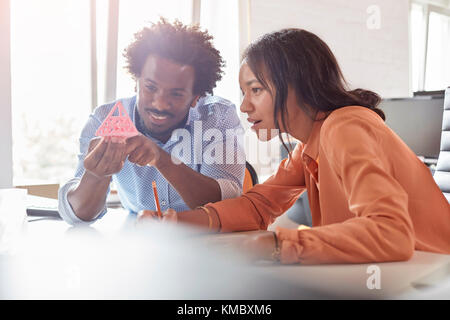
left=0, top=188, right=28, bottom=254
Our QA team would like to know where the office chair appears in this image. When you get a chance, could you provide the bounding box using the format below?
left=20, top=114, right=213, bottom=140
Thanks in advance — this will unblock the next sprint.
left=243, top=161, right=258, bottom=193
left=433, top=87, right=450, bottom=203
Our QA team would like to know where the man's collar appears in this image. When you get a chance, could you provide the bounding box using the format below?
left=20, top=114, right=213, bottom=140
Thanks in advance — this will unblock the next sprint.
left=184, top=106, right=194, bottom=127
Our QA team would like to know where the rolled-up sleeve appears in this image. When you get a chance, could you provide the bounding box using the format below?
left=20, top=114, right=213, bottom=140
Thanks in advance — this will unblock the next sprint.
left=208, top=144, right=306, bottom=231
left=200, top=141, right=246, bottom=200
left=199, top=103, right=246, bottom=200
left=57, top=106, right=110, bottom=225
left=216, top=178, right=242, bottom=200
left=58, top=178, right=107, bottom=225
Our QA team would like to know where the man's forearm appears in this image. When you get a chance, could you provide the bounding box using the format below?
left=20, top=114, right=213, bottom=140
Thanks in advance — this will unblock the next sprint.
left=155, top=150, right=221, bottom=209
left=67, top=171, right=111, bottom=221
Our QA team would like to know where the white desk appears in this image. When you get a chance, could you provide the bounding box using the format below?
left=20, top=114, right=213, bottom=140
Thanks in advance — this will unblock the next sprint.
left=1, top=208, right=449, bottom=299
left=205, top=230, right=450, bottom=299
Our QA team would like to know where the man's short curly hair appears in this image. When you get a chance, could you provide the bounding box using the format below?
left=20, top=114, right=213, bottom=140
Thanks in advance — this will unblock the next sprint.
left=123, top=18, right=224, bottom=97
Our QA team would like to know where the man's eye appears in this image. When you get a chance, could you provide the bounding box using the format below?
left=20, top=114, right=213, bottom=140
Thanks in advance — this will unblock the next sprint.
left=146, top=85, right=157, bottom=92
left=171, top=92, right=183, bottom=98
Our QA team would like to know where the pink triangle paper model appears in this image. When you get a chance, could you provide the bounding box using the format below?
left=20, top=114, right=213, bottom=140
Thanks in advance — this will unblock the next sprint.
left=95, top=101, right=139, bottom=139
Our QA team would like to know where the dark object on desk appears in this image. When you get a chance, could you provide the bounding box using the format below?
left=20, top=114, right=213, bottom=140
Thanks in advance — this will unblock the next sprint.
left=433, top=87, right=450, bottom=203
left=413, top=90, right=445, bottom=98
left=27, top=216, right=62, bottom=222
left=106, top=190, right=123, bottom=208
left=26, top=195, right=61, bottom=219
left=26, top=208, right=60, bottom=218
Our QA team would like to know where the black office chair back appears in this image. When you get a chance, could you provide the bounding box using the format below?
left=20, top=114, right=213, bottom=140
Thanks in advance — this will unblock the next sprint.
left=245, top=161, right=259, bottom=185
left=433, top=87, right=450, bottom=202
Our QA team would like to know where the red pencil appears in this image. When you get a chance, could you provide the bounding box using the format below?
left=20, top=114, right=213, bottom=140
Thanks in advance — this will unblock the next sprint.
left=152, top=181, right=162, bottom=219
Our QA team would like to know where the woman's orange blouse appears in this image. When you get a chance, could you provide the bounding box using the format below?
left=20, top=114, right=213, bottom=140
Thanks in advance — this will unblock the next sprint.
left=207, top=106, right=450, bottom=264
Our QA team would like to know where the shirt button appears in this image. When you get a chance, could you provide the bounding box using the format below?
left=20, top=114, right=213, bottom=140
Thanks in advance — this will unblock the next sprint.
left=161, top=200, right=167, bottom=206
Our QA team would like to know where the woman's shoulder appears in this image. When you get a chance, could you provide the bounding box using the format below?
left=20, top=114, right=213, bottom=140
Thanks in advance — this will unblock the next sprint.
left=326, top=106, right=382, bottom=123
left=322, top=106, right=384, bottom=132
left=320, top=106, right=387, bottom=148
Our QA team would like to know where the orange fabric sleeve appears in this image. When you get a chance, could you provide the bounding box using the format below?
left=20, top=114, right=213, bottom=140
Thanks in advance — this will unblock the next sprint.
left=277, top=116, right=416, bottom=264
left=242, top=167, right=254, bottom=193
left=208, top=144, right=306, bottom=232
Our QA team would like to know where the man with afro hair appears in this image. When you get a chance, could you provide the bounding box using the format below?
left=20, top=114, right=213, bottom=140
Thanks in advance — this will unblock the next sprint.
left=58, top=18, right=245, bottom=225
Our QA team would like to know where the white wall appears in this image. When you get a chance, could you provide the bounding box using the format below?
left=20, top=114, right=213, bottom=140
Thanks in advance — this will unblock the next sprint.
left=238, top=0, right=411, bottom=177
left=248, top=0, right=411, bottom=98
left=0, top=0, right=13, bottom=188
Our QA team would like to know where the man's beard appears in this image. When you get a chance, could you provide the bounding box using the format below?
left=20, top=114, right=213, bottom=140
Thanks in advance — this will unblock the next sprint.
left=135, top=107, right=190, bottom=141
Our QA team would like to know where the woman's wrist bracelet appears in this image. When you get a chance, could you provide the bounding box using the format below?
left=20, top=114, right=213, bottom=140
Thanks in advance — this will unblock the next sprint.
left=196, top=206, right=213, bottom=231
left=271, top=232, right=281, bottom=262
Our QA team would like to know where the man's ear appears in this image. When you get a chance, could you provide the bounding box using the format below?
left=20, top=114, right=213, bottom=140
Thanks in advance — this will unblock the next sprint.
left=190, top=96, right=201, bottom=108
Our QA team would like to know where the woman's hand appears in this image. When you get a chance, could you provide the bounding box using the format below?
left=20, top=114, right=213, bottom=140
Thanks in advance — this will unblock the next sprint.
left=205, top=231, right=278, bottom=262
left=240, top=232, right=278, bottom=261
left=137, top=208, right=178, bottom=223
left=137, top=209, right=279, bottom=261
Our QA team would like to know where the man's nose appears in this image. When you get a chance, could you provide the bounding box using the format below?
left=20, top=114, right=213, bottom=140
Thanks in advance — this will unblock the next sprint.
left=152, top=91, right=169, bottom=110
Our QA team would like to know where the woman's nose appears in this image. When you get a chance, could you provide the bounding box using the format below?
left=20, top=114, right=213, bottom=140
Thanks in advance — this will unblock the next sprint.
left=240, top=96, right=253, bottom=114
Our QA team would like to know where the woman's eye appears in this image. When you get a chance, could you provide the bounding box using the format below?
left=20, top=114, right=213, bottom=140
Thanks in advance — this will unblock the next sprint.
left=251, top=87, right=262, bottom=94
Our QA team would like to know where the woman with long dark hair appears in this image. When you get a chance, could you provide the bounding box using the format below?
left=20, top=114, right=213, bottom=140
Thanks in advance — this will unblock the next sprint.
left=140, top=29, right=450, bottom=264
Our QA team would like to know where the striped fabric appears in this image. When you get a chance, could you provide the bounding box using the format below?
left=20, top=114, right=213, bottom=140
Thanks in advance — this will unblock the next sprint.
left=58, top=95, right=246, bottom=225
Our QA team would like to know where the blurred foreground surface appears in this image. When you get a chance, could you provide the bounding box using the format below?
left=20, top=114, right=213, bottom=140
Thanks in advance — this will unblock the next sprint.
left=0, top=209, right=449, bottom=300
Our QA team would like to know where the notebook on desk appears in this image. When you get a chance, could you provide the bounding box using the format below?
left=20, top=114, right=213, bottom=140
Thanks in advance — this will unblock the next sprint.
left=26, top=195, right=61, bottom=218
left=26, top=193, right=122, bottom=219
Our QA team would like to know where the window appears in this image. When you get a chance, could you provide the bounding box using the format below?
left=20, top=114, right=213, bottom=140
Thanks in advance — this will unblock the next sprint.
left=410, top=3, right=427, bottom=92
left=200, top=0, right=240, bottom=105
left=8, top=0, right=247, bottom=186
left=425, top=11, right=450, bottom=91
left=10, top=0, right=92, bottom=185
left=410, top=2, right=450, bottom=92
left=9, top=0, right=194, bottom=185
